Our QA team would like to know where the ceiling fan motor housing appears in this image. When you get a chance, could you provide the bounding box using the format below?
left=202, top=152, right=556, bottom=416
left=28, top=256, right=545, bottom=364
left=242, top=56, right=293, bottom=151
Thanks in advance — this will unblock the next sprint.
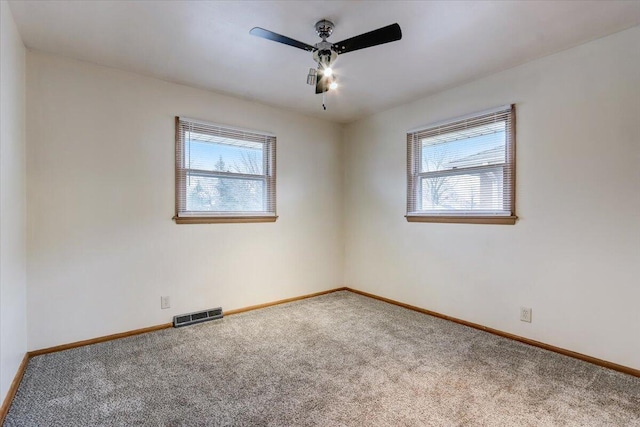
left=315, top=20, right=334, bottom=40
left=313, top=48, right=337, bottom=69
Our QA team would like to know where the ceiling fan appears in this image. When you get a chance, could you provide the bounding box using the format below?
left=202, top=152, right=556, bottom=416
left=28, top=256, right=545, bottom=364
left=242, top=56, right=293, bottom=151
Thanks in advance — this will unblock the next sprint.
left=250, top=20, right=402, bottom=106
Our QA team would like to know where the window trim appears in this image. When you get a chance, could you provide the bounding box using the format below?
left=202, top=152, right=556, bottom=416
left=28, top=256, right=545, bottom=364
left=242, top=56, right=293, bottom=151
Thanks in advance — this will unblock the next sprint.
left=405, top=215, right=517, bottom=225
left=406, top=105, right=517, bottom=225
left=173, top=215, right=277, bottom=224
left=173, top=117, right=277, bottom=224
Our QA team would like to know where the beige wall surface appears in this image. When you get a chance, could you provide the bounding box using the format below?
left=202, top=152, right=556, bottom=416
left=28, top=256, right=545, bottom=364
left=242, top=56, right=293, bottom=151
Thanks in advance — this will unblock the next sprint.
left=343, top=27, right=640, bottom=369
left=26, top=52, right=344, bottom=350
left=0, top=0, right=28, bottom=400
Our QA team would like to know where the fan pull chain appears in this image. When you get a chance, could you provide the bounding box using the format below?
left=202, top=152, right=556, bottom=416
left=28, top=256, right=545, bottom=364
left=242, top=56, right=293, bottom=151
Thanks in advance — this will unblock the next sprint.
left=323, top=90, right=327, bottom=111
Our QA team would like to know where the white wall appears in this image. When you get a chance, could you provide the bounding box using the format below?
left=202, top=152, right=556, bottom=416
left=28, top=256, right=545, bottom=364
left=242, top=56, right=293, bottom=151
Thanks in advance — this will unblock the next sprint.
left=343, top=27, right=640, bottom=369
left=0, top=0, right=27, bottom=400
left=26, top=52, right=344, bottom=350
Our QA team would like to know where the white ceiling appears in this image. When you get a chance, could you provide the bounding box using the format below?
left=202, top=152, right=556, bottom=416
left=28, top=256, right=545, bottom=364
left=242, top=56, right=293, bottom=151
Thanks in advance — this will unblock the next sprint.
left=8, top=1, right=640, bottom=123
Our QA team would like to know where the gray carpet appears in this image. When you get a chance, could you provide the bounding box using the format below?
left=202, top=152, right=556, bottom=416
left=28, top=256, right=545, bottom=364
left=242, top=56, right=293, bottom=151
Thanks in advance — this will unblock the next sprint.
left=5, top=291, right=640, bottom=426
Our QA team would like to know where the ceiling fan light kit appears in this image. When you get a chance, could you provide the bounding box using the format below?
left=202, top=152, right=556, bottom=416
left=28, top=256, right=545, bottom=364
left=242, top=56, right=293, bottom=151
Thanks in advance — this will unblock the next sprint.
left=250, top=19, right=402, bottom=110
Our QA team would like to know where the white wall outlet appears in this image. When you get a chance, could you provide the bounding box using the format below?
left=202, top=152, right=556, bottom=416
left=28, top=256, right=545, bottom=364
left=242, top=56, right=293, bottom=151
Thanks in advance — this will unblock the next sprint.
left=161, top=296, right=170, bottom=310
left=520, top=307, right=532, bottom=323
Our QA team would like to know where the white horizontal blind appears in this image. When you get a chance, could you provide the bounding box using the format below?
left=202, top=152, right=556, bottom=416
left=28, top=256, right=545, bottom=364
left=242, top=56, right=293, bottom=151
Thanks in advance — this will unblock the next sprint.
left=407, top=105, right=515, bottom=217
left=176, top=117, right=276, bottom=217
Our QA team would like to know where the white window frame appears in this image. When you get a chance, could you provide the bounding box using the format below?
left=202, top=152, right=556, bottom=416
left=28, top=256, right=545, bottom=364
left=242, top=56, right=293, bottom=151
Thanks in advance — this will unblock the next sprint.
left=406, top=105, right=517, bottom=225
left=174, top=117, right=277, bottom=224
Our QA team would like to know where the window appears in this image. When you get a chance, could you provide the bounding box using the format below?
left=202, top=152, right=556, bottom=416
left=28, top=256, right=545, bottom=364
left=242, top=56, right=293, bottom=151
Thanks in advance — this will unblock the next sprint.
left=406, top=105, right=516, bottom=224
left=174, top=117, right=276, bottom=224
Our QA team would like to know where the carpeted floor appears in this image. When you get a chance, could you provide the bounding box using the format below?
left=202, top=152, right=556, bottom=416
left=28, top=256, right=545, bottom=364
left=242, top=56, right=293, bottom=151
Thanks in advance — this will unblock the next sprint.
left=5, top=291, right=640, bottom=426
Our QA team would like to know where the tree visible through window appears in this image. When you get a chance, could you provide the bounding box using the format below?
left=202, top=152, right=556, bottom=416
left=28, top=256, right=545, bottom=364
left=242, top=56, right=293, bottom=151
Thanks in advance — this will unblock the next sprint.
left=174, top=117, right=276, bottom=223
left=407, top=105, right=516, bottom=224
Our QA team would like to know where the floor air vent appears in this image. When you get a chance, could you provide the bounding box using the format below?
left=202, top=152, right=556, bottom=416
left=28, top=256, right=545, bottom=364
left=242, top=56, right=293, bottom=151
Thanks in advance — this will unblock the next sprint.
left=173, top=307, right=223, bottom=328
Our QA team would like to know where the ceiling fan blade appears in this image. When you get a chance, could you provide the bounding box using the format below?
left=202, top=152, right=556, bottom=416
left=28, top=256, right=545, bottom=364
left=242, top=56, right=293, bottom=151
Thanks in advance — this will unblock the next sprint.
left=249, top=27, right=316, bottom=52
left=333, top=23, right=402, bottom=55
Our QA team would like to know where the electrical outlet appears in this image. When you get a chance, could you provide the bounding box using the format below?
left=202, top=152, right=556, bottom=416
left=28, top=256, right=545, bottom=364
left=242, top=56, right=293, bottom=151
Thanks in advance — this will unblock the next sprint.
left=161, top=296, right=170, bottom=310
left=520, top=307, right=532, bottom=323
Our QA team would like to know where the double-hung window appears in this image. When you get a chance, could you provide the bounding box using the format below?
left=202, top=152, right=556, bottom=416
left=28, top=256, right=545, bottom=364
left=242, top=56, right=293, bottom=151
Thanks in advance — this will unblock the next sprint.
left=174, top=117, right=276, bottom=224
left=406, top=105, right=516, bottom=224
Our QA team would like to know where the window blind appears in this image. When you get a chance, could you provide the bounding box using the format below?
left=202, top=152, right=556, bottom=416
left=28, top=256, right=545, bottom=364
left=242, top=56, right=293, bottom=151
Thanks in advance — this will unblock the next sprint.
left=407, top=105, right=515, bottom=221
left=175, top=117, right=276, bottom=220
